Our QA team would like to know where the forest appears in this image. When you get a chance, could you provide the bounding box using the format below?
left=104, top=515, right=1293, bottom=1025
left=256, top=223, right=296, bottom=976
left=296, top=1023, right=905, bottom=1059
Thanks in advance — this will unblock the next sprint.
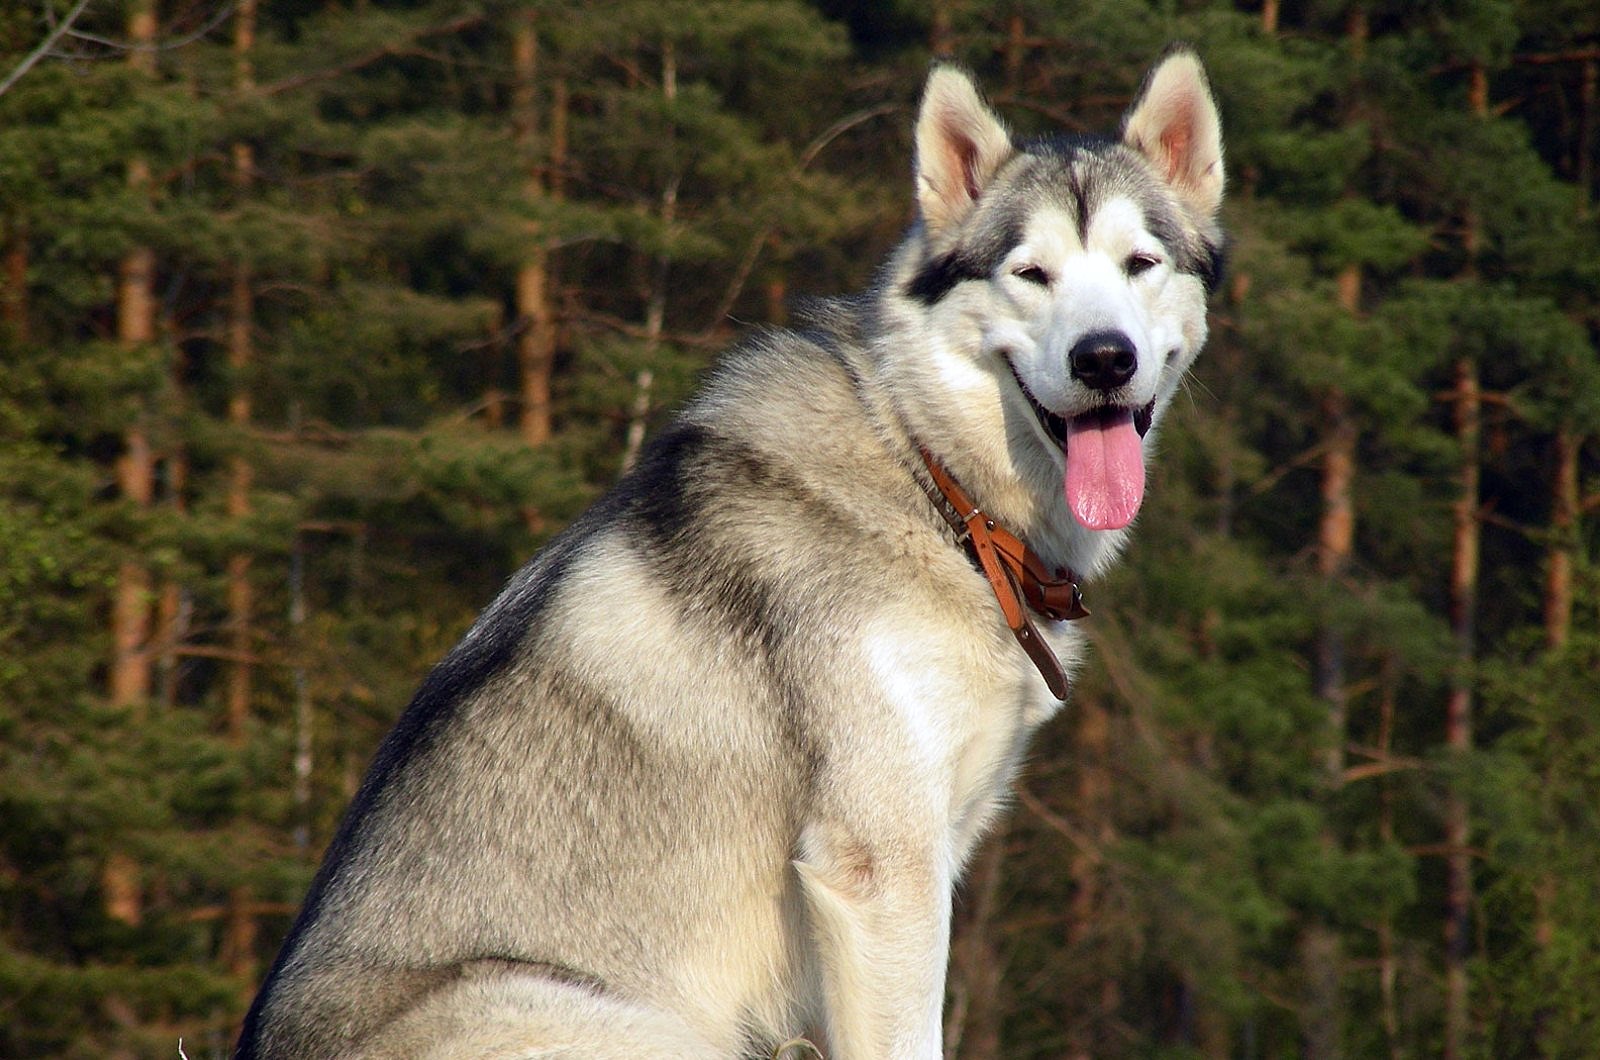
left=2, top=0, right=1599, bottom=1057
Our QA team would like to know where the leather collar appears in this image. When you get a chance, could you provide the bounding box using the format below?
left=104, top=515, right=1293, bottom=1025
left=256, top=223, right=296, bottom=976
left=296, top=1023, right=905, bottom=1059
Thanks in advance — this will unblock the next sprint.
left=916, top=447, right=1087, bottom=700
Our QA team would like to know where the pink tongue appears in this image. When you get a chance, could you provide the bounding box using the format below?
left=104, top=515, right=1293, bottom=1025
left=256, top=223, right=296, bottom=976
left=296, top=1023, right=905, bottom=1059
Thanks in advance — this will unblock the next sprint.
left=1064, top=410, right=1145, bottom=531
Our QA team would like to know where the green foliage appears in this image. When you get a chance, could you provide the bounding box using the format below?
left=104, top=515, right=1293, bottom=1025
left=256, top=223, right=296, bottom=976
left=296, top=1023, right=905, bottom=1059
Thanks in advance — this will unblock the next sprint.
left=2, top=0, right=1598, bottom=1056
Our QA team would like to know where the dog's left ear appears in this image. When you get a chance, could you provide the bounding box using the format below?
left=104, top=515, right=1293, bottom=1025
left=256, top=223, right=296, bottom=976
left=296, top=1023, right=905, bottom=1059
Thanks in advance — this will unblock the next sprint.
left=1122, top=47, right=1224, bottom=219
left=915, top=65, right=1014, bottom=235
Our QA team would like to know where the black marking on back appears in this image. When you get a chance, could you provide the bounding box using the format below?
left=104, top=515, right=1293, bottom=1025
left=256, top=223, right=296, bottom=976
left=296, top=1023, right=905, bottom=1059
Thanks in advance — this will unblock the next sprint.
left=626, top=426, right=803, bottom=660
left=623, top=422, right=715, bottom=544
left=235, top=478, right=622, bottom=1057
left=620, top=414, right=838, bottom=794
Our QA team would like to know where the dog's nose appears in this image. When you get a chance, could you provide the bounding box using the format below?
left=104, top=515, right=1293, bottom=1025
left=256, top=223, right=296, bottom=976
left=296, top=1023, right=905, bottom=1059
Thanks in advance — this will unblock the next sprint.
left=1068, top=331, right=1137, bottom=392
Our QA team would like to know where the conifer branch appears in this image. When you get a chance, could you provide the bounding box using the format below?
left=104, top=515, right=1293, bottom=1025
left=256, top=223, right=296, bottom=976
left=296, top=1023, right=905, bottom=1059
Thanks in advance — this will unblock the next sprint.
left=1407, top=842, right=1489, bottom=861
left=573, top=307, right=723, bottom=350
left=701, top=104, right=901, bottom=335
left=259, top=13, right=487, bottom=97
left=1015, top=785, right=1102, bottom=864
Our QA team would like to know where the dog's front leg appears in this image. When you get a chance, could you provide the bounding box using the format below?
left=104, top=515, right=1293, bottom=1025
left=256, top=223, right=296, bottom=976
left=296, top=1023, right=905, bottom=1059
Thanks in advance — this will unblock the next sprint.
left=794, top=822, right=952, bottom=1060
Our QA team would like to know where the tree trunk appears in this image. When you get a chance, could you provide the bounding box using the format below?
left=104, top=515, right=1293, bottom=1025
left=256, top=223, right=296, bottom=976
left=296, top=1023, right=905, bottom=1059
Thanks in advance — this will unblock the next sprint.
left=1376, top=656, right=1402, bottom=1060
left=155, top=333, right=189, bottom=710
left=1302, top=262, right=1360, bottom=1060
left=929, top=1, right=953, bottom=58
left=111, top=240, right=157, bottom=715
left=222, top=884, right=258, bottom=980
left=226, top=0, right=257, bottom=743
left=105, top=352, right=153, bottom=930
left=1261, top=0, right=1280, bottom=35
left=1300, top=11, right=1367, bottom=1033
left=1066, top=693, right=1114, bottom=1058
left=110, top=0, right=160, bottom=715
left=1544, top=429, right=1579, bottom=651
left=222, top=0, right=260, bottom=986
left=104, top=0, right=160, bottom=944
left=2, top=222, right=27, bottom=341
left=513, top=11, right=558, bottom=448
left=1002, top=12, right=1025, bottom=95
left=1301, top=926, right=1344, bottom=1060
left=1314, top=262, right=1362, bottom=771
left=1315, top=386, right=1356, bottom=776
left=621, top=40, right=677, bottom=474
left=944, top=830, right=1005, bottom=1060
left=153, top=540, right=189, bottom=709
left=290, top=526, right=314, bottom=852
left=766, top=275, right=788, bottom=327
left=1526, top=425, right=1580, bottom=1055
left=1443, top=356, right=1479, bottom=1060
left=1441, top=66, right=1488, bottom=1060
left=1578, top=58, right=1595, bottom=212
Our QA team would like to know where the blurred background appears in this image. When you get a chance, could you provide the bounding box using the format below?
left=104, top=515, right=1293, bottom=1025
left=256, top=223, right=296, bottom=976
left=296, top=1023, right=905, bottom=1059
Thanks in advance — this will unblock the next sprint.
left=2, top=1, right=1599, bottom=1056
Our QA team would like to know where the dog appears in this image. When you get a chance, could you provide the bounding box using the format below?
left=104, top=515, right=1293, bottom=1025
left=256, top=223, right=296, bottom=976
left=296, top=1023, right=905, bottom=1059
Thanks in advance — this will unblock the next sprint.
left=235, top=47, right=1224, bottom=1060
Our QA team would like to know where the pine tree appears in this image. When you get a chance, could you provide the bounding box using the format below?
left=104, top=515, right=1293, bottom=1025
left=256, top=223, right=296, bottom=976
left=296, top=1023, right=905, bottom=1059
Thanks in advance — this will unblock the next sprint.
left=4, top=1, right=1600, bottom=1054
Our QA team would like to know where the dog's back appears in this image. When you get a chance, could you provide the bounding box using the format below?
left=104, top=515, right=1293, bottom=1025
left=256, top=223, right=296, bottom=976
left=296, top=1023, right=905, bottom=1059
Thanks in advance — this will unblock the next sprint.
left=236, top=323, right=949, bottom=1057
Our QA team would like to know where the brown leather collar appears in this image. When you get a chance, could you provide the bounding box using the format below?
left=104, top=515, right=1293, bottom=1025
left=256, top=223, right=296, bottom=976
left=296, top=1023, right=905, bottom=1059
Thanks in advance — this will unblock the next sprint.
left=916, top=447, right=1087, bottom=700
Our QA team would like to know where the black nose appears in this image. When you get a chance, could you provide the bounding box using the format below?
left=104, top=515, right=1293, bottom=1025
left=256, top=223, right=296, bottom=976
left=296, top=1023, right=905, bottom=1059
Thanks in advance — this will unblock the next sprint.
left=1069, top=331, right=1138, bottom=392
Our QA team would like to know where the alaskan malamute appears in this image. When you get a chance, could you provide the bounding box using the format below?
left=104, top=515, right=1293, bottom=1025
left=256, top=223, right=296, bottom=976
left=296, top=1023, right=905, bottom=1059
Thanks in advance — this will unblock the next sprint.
left=237, top=47, right=1224, bottom=1060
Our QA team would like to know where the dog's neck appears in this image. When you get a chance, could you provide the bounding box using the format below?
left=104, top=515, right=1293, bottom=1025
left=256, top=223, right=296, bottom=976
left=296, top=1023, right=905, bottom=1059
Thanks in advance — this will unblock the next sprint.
left=915, top=446, right=1088, bottom=700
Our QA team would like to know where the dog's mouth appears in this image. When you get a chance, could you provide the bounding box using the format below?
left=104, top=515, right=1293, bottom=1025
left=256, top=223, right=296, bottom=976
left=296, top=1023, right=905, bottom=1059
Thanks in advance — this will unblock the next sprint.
left=1005, top=360, right=1154, bottom=532
left=1004, top=361, right=1154, bottom=446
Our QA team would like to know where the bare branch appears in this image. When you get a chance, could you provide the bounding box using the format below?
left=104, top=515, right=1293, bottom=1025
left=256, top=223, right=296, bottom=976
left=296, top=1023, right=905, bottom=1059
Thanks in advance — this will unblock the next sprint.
left=64, top=1, right=236, bottom=54
left=0, top=0, right=95, bottom=98
left=797, top=103, right=902, bottom=169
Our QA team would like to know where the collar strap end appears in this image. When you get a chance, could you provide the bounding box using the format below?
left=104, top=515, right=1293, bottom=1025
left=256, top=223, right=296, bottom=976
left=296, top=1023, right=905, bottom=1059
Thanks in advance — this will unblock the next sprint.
left=916, top=447, right=1087, bottom=700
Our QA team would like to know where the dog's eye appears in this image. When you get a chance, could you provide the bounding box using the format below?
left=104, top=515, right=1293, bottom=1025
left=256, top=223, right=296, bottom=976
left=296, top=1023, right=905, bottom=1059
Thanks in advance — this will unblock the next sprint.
left=1011, top=264, right=1051, bottom=286
left=1125, top=252, right=1162, bottom=277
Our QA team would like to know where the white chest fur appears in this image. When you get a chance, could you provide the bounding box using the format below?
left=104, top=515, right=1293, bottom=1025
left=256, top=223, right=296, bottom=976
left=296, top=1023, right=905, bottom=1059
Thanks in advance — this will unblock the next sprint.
left=856, top=610, right=1081, bottom=867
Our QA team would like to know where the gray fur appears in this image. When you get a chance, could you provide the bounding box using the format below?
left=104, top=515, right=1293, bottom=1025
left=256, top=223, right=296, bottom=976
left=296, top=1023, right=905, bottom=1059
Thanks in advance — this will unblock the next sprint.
left=238, top=49, right=1224, bottom=1060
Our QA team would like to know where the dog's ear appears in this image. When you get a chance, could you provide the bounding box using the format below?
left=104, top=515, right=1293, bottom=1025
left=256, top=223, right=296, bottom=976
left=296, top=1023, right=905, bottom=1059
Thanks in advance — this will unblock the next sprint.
left=1122, top=47, right=1224, bottom=219
left=915, top=66, right=1013, bottom=235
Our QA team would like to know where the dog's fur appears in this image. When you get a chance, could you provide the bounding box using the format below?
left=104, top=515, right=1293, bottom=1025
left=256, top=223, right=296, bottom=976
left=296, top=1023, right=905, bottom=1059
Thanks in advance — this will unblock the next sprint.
left=236, top=50, right=1224, bottom=1060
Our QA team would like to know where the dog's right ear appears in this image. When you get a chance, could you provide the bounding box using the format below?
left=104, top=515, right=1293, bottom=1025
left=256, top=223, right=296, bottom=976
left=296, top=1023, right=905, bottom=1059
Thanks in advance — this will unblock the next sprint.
left=915, top=66, right=1013, bottom=236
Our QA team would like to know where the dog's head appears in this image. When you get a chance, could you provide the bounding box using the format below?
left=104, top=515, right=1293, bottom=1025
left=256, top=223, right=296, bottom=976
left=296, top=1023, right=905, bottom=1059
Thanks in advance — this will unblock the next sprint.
left=888, top=49, right=1224, bottom=567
